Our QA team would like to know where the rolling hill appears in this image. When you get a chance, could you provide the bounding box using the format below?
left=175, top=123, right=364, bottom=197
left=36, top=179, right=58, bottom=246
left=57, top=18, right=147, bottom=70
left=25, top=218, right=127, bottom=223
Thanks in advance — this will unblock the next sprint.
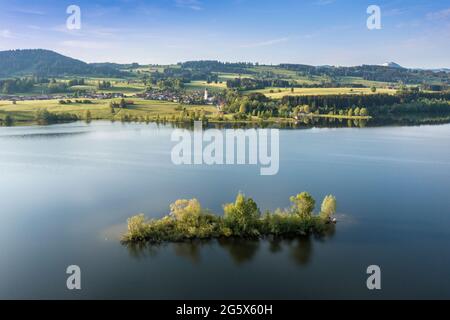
left=0, top=49, right=126, bottom=78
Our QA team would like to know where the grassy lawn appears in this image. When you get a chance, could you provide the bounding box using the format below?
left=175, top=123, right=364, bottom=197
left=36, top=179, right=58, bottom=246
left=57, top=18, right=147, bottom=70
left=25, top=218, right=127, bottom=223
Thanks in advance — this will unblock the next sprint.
left=217, top=72, right=251, bottom=82
left=247, top=87, right=397, bottom=99
left=185, top=80, right=227, bottom=92
left=0, top=98, right=218, bottom=124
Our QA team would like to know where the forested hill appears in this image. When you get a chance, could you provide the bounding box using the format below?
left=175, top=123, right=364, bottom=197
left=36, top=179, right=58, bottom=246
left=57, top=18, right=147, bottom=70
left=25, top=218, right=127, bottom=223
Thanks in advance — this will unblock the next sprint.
left=0, top=49, right=125, bottom=78
left=178, top=60, right=449, bottom=85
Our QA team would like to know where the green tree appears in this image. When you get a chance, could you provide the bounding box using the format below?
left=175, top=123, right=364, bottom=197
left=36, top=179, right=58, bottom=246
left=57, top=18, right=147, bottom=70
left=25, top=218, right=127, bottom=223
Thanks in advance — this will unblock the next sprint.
left=347, top=108, right=354, bottom=117
left=224, top=193, right=260, bottom=236
left=4, top=114, right=14, bottom=126
left=371, top=86, right=377, bottom=93
left=360, top=108, right=369, bottom=117
left=239, top=99, right=250, bottom=114
left=320, top=195, right=337, bottom=220
left=303, top=105, right=310, bottom=114
left=85, top=110, right=92, bottom=122
left=290, top=192, right=315, bottom=218
left=171, top=199, right=201, bottom=219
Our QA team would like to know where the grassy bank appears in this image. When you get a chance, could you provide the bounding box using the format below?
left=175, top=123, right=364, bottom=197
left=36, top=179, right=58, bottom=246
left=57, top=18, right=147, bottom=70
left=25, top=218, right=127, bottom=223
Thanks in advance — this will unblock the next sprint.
left=122, top=192, right=337, bottom=244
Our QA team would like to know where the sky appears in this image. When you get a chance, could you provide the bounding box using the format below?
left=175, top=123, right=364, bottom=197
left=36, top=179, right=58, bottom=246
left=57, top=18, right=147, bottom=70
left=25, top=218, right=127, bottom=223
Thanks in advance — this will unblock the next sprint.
left=0, top=0, right=449, bottom=68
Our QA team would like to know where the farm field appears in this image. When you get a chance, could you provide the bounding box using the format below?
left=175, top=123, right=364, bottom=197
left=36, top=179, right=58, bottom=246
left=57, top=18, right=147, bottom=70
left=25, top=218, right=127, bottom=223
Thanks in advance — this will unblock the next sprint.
left=247, top=87, right=397, bottom=99
left=185, top=80, right=227, bottom=92
left=0, top=98, right=218, bottom=124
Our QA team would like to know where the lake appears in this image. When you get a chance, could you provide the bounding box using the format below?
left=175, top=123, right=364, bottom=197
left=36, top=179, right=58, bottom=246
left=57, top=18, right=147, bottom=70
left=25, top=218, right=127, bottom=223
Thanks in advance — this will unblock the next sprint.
left=0, top=121, right=449, bottom=299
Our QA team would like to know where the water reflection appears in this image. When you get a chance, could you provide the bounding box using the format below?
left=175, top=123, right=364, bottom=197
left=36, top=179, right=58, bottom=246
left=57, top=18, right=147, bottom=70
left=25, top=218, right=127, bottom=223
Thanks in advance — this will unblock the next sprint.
left=173, top=241, right=210, bottom=264
left=147, top=114, right=450, bottom=130
left=124, top=223, right=336, bottom=267
left=124, top=242, right=160, bottom=260
left=289, top=237, right=313, bottom=266
left=218, top=238, right=260, bottom=265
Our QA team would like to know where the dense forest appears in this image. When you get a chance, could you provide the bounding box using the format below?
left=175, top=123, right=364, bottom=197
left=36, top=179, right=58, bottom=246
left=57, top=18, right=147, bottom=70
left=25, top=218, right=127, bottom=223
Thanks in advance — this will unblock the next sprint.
left=281, top=91, right=450, bottom=114
left=221, top=90, right=450, bottom=118
left=179, top=61, right=256, bottom=74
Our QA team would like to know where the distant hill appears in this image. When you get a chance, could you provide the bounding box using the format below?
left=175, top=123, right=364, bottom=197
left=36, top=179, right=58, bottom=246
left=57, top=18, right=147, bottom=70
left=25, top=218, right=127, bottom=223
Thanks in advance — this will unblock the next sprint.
left=0, top=49, right=126, bottom=78
left=381, top=62, right=404, bottom=69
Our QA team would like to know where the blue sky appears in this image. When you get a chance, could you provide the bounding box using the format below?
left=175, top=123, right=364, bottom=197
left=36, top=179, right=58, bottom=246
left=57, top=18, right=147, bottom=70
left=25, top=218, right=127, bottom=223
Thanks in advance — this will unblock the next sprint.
left=0, top=0, right=449, bottom=68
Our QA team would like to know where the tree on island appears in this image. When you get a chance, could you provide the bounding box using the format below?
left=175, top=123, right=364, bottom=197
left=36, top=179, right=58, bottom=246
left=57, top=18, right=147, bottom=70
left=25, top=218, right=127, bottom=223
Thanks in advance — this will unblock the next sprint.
left=320, top=195, right=337, bottom=220
left=224, top=193, right=260, bottom=236
left=290, top=192, right=316, bottom=218
left=122, top=192, right=338, bottom=244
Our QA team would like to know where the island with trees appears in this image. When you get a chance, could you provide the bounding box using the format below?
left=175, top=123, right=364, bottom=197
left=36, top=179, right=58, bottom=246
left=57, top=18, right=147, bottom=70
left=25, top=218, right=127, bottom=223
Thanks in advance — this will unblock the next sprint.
left=122, top=192, right=337, bottom=244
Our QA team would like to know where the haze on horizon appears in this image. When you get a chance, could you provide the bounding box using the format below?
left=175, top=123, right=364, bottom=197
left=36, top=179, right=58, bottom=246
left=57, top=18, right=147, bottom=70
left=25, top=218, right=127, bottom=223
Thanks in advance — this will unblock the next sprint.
left=0, top=0, right=449, bottom=69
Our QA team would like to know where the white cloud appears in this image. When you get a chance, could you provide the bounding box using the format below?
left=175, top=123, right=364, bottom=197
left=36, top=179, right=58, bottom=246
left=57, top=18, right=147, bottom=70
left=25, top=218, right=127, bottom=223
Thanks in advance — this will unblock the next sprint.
left=11, top=8, right=46, bottom=15
left=241, top=37, right=289, bottom=48
left=314, top=0, right=335, bottom=5
left=0, top=29, right=14, bottom=38
left=175, top=0, right=203, bottom=11
left=427, top=8, right=450, bottom=20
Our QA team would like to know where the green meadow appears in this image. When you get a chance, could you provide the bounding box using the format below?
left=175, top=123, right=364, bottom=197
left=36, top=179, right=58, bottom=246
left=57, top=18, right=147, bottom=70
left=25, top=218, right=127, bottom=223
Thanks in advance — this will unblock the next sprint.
left=0, top=98, right=218, bottom=125
left=247, top=87, right=397, bottom=99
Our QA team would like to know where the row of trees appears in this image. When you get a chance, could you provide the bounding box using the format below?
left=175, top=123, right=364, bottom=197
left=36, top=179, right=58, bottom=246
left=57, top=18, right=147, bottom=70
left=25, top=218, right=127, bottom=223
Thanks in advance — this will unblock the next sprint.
left=0, top=78, right=35, bottom=94
left=226, top=78, right=293, bottom=90
left=0, top=78, right=80, bottom=94
left=34, top=109, right=78, bottom=125
left=98, top=81, right=113, bottom=90
left=68, top=79, right=86, bottom=86
left=282, top=92, right=450, bottom=115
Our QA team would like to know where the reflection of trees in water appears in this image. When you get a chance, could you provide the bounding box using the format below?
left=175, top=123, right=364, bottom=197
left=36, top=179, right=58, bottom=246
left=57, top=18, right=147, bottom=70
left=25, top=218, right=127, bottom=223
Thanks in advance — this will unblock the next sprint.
left=124, top=225, right=336, bottom=265
left=268, top=238, right=283, bottom=254
left=268, top=224, right=337, bottom=266
left=124, top=242, right=160, bottom=260
left=218, top=238, right=260, bottom=265
left=172, top=241, right=212, bottom=264
left=289, top=236, right=313, bottom=266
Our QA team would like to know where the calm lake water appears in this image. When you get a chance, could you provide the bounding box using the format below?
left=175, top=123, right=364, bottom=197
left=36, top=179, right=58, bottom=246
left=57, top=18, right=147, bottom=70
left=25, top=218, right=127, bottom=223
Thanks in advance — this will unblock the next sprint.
left=0, top=121, right=449, bottom=299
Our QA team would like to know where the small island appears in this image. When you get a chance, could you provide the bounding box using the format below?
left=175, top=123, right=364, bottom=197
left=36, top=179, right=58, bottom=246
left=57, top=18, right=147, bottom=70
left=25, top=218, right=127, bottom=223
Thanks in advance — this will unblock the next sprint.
left=122, top=192, right=337, bottom=244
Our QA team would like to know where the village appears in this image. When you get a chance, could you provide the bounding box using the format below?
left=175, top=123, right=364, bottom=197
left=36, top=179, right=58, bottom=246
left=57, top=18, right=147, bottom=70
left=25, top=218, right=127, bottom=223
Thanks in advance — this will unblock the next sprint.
left=0, top=87, right=222, bottom=107
left=136, top=88, right=219, bottom=106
